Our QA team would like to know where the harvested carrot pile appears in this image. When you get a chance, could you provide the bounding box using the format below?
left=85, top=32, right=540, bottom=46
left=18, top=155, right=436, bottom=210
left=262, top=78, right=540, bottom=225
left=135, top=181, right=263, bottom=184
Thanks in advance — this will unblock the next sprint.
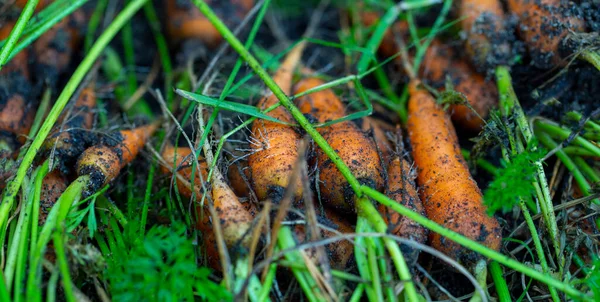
left=1, top=0, right=599, bottom=301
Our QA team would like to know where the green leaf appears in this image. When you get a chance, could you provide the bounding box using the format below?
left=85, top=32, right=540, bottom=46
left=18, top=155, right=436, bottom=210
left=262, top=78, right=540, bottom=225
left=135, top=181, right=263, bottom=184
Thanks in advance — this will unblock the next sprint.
left=483, top=147, right=546, bottom=215
left=176, top=89, right=293, bottom=126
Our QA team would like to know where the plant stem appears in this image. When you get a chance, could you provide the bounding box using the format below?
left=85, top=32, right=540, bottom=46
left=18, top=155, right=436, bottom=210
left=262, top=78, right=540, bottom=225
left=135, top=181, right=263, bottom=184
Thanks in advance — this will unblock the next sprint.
left=534, top=120, right=600, bottom=158
left=53, top=229, right=75, bottom=302
left=496, top=65, right=562, bottom=269
left=489, top=261, right=511, bottom=302
left=192, top=0, right=361, bottom=195
left=0, top=0, right=39, bottom=70
left=580, top=50, right=600, bottom=71
left=0, top=0, right=149, bottom=239
left=362, top=186, right=586, bottom=299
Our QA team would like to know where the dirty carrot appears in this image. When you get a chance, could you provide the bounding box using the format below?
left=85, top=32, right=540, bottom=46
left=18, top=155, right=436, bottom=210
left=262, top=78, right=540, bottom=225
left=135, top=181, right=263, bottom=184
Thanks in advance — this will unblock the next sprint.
left=39, top=170, right=68, bottom=226
left=459, top=0, right=510, bottom=69
left=164, top=0, right=253, bottom=47
left=365, top=15, right=498, bottom=131
left=293, top=207, right=355, bottom=270
left=507, top=0, right=586, bottom=68
left=76, top=122, right=158, bottom=192
left=407, top=80, right=502, bottom=265
left=0, top=21, right=30, bottom=78
left=43, top=83, right=97, bottom=171
left=160, top=144, right=255, bottom=252
left=294, top=77, right=384, bottom=212
left=248, top=42, right=306, bottom=202
left=380, top=156, right=428, bottom=265
left=31, top=10, right=86, bottom=84
left=361, top=117, right=393, bottom=166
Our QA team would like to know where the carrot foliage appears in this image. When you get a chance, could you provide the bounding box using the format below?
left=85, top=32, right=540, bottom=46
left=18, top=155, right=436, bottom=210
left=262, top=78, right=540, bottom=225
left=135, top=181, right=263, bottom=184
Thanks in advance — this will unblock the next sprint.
left=483, top=147, right=546, bottom=215
left=105, top=223, right=230, bottom=301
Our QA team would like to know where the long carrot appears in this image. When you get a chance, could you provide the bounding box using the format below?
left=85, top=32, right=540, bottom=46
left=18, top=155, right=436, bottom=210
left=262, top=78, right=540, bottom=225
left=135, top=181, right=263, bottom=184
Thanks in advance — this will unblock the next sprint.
left=77, top=122, right=159, bottom=191
left=160, top=144, right=208, bottom=200
left=164, top=0, right=254, bottom=47
left=459, top=0, right=510, bottom=69
left=361, top=116, right=393, bottom=166
left=361, top=14, right=497, bottom=131
left=294, top=77, right=384, bottom=212
left=248, top=42, right=306, bottom=202
left=407, top=80, right=502, bottom=265
left=507, top=0, right=586, bottom=67
left=380, top=156, right=428, bottom=264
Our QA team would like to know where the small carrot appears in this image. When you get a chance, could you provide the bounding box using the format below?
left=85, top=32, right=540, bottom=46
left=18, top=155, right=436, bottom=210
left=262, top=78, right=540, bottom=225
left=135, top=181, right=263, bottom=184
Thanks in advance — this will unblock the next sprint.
left=407, top=80, right=502, bottom=265
left=164, top=0, right=254, bottom=48
left=39, top=170, right=68, bottom=225
left=43, top=84, right=97, bottom=171
left=0, top=84, right=36, bottom=144
left=380, top=156, right=428, bottom=264
left=160, top=143, right=208, bottom=199
left=507, top=0, right=586, bottom=67
left=294, top=77, right=384, bottom=212
left=160, top=144, right=255, bottom=248
left=248, top=42, right=306, bottom=202
left=227, top=159, right=252, bottom=198
left=459, top=0, right=510, bottom=69
left=293, top=207, right=355, bottom=270
left=77, top=122, right=159, bottom=192
left=0, top=21, right=30, bottom=79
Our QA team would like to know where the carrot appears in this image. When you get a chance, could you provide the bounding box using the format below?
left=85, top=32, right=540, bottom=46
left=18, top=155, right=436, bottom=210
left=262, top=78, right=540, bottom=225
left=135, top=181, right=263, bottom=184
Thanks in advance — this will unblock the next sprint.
left=420, top=40, right=498, bottom=131
left=293, top=207, right=355, bottom=270
left=39, top=170, right=68, bottom=225
left=406, top=80, right=502, bottom=265
left=165, top=0, right=253, bottom=48
left=507, top=0, right=586, bottom=67
left=42, top=84, right=97, bottom=171
left=76, top=122, right=159, bottom=192
left=31, top=10, right=86, bottom=83
left=361, top=14, right=498, bottom=131
left=160, top=144, right=208, bottom=199
left=227, top=159, right=252, bottom=198
left=294, top=77, right=384, bottom=212
left=459, top=0, right=510, bottom=69
left=361, top=117, right=393, bottom=165
left=380, top=157, right=428, bottom=264
left=248, top=42, right=306, bottom=202
left=0, top=21, right=30, bottom=79
left=0, top=80, right=36, bottom=144
left=160, top=145, right=255, bottom=247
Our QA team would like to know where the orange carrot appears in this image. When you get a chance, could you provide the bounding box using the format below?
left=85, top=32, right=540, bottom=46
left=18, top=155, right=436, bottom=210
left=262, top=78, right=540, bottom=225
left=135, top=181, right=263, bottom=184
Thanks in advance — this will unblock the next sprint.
left=227, top=159, right=252, bottom=198
left=43, top=84, right=97, bottom=170
left=0, top=21, right=30, bottom=79
left=293, top=207, right=355, bottom=270
left=508, top=0, right=586, bottom=67
left=407, top=80, right=502, bottom=264
left=160, top=144, right=255, bottom=249
left=77, top=122, right=159, bottom=191
left=420, top=40, right=498, bottom=131
left=165, top=0, right=254, bottom=47
left=361, top=117, right=393, bottom=165
left=31, top=10, right=86, bottom=83
left=39, top=170, right=68, bottom=225
left=294, top=77, right=384, bottom=212
left=459, top=0, right=510, bottom=69
left=380, top=156, right=428, bottom=264
left=248, top=42, right=306, bottom=202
